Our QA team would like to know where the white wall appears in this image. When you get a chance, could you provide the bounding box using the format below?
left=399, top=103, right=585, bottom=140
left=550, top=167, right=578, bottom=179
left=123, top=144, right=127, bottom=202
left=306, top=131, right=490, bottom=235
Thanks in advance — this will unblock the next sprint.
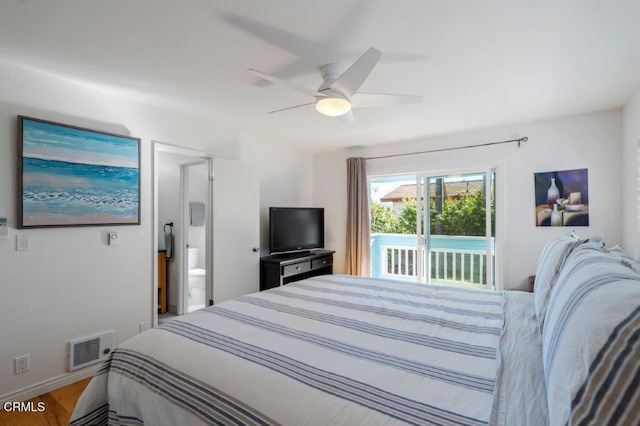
left=622, top=88, right=640, bottom=258
left=0, top=61, right=313, bottom=400
left=314, top=109, right=623, bottom=290
left=238, top=134, right=315, bottom=254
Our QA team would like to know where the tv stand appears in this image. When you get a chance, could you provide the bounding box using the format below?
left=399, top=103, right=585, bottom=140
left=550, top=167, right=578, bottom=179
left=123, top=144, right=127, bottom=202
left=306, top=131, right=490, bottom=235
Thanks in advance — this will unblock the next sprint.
left=260, top=250, right=335, bottom=291
left=273, top=250, right=311, bottom=259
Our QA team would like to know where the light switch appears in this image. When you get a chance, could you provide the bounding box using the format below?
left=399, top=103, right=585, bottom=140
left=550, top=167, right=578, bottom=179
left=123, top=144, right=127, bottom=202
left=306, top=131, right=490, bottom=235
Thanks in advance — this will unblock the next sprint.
left=16, top=235, right=31, bottom=251
left=108, top=232, right=119, bottom=245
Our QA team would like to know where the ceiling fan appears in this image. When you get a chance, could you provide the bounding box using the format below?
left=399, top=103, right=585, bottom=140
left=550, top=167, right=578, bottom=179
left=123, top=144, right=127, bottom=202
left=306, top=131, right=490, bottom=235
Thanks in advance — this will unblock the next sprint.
left=248, top=47, right=423, bottom=124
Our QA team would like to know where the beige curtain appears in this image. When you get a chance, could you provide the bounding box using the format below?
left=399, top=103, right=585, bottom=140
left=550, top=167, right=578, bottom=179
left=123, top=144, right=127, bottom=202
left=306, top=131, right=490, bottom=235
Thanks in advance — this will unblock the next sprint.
left=345, top=157, right=370, bottom=276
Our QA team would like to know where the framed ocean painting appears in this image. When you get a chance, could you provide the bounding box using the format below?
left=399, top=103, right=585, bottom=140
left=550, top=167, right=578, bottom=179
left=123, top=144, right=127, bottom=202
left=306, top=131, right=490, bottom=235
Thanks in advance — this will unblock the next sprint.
left=18, top=116, right=141, bottom=228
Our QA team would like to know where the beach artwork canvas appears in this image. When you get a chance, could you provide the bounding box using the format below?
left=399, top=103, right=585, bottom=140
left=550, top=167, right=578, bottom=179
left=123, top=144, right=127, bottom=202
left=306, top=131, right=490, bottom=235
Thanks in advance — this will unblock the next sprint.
left=18, top=116, right=140, bottom=228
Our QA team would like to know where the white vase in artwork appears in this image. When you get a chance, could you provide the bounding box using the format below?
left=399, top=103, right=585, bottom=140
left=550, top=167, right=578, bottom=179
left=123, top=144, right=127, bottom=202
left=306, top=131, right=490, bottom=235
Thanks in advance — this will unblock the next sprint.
left=551, top=204, right=562, bottom=226
left=547, top=178, right=560, bottom=206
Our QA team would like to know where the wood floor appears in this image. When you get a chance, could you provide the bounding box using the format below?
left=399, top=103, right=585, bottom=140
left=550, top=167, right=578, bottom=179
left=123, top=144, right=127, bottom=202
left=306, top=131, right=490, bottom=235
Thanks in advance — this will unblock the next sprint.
left=0, top=377, right=91, bottom=426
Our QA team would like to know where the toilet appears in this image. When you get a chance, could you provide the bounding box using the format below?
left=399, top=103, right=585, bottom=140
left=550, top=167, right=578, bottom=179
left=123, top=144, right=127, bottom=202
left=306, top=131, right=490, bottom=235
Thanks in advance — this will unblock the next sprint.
left=187, top=247, right=206, bottom=309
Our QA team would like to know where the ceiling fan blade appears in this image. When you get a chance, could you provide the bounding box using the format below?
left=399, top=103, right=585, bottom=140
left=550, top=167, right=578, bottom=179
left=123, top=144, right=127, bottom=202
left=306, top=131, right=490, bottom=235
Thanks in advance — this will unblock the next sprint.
left=267, top=102, right=315, bottom=114
left=247, top=69, right=327, bottom=98
left=339, top=109, right=355, bottom=125
left=330, top=47, right=381, bottom=98
left=350, top=92, right=423, bottom=108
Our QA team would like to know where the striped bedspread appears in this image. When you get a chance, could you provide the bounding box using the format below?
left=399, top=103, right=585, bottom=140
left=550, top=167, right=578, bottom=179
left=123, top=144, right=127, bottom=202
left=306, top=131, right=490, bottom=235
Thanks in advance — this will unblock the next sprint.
left=71, top=275, right=507, bottom=425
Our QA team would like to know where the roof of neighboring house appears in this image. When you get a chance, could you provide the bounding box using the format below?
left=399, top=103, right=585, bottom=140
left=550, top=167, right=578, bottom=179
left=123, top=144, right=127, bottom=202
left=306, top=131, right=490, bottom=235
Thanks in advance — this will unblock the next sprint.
left=379, top=180, right=484, bottom=202
left=380, top=184, right=419, bottom=202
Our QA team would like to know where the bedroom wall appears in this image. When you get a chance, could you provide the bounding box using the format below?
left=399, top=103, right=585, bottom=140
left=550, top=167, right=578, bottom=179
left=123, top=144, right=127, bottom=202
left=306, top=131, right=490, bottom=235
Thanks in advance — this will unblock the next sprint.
left=622, top=88, right=640, bottom=258
left=237, top=133, right=315, bottom=253
left=314, top=109, right=623, bottom=290
left=0, top=61, right=313, bottom=400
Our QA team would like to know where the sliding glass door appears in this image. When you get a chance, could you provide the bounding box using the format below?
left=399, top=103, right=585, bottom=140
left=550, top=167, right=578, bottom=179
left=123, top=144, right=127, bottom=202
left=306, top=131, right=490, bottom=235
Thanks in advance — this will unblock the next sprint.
left=370, top=168, right=498, bottom=290
left=417, top=169, right=496, bottom=289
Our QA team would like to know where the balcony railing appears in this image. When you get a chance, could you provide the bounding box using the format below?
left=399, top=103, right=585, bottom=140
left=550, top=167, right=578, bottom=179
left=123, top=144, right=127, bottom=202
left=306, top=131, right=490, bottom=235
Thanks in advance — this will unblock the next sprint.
left=381, top=245, right=417, bottom=280
left=372, top=233, right=493, bottom=288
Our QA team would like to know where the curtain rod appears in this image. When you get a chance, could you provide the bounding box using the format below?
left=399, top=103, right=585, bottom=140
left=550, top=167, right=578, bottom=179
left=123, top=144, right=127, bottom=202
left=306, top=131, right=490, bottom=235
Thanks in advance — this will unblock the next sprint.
left=365, top=136, right=528, bottom=160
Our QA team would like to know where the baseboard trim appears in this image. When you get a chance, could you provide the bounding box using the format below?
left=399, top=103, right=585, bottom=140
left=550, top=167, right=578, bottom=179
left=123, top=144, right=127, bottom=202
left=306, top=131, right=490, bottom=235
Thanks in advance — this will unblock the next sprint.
left=0, top=364, right=100, bottom=405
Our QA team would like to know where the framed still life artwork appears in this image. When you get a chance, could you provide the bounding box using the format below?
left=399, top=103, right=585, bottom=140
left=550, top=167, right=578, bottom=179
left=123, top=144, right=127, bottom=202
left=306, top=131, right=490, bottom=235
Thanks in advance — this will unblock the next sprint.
left=534, top=168, right=589, bottom=227
left=18, top=116, right=141, bottom=228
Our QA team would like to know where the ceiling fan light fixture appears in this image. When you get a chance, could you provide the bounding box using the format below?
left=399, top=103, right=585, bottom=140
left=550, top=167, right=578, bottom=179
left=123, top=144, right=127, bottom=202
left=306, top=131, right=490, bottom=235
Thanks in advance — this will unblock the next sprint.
left=315, top=96, right=351, bottom=117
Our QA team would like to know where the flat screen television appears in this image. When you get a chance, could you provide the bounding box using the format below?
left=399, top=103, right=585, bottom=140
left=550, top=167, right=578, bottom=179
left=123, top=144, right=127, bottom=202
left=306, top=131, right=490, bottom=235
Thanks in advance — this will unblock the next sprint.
left=269, top=207, right=324, bottom=255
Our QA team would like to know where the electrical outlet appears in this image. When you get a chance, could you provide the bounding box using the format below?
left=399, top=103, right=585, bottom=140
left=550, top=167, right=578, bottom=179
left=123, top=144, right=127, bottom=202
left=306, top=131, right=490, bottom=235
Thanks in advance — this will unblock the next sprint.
left=139, top=322, right=150, bottom=333
left=15, top=355, right=29, bottom=374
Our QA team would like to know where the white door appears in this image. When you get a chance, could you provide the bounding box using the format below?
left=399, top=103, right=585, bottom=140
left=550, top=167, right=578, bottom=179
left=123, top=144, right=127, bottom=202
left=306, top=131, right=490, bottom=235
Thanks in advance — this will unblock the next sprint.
left=212, top=158, right=260, bottom=304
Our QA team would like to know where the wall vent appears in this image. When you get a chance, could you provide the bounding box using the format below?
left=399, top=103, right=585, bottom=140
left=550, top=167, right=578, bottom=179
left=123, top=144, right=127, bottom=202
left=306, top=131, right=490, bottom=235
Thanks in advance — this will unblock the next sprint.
left=68, top=331, right=114, bottom=371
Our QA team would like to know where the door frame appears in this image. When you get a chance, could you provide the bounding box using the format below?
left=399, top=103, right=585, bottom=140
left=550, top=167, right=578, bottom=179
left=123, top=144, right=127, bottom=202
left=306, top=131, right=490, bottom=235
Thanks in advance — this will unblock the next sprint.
left=152, top=142, right=213, bottom=325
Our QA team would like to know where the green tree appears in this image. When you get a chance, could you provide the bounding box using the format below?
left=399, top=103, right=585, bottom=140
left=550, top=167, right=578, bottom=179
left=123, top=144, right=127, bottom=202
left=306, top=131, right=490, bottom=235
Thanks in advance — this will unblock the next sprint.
left=397, top=198, right=417, bottom=234
left=435, top=190, right=495, bottom=236
left=370, top=201, right=400, bottom=233
left=372, top=191, right=495, bottom=237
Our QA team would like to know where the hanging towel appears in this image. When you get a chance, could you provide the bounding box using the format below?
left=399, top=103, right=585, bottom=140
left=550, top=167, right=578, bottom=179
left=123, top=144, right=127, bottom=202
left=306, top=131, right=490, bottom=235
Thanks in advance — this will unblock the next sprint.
left=164, top=223, right=174, bottom=259
left=164, top=232, right=173, bottom=259
left=190, top=202, right=205, bottom=227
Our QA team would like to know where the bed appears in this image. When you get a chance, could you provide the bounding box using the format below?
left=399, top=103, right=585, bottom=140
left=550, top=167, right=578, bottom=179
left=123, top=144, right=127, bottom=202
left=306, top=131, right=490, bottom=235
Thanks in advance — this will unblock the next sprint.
left=71, top=237, right=640, bottom=425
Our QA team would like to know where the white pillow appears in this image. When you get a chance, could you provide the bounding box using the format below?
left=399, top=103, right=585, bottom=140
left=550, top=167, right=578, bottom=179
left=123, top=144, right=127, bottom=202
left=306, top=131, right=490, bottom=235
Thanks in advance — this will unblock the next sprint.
left=533, top=235, right=586, bottom=329
left=606, top=244, right=640, bottom=274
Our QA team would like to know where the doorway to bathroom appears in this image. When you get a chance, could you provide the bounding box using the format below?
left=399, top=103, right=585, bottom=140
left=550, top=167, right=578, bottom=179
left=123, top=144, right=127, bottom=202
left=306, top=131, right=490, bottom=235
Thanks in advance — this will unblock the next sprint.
left=155, top=143, right=212, bottom=322
left=183, top=161, right=208, bottom=313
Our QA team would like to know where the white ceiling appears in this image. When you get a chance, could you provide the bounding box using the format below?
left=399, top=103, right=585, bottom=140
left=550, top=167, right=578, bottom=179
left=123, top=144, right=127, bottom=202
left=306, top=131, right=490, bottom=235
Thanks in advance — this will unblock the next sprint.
left=1, top=1, right=640, bottom=153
